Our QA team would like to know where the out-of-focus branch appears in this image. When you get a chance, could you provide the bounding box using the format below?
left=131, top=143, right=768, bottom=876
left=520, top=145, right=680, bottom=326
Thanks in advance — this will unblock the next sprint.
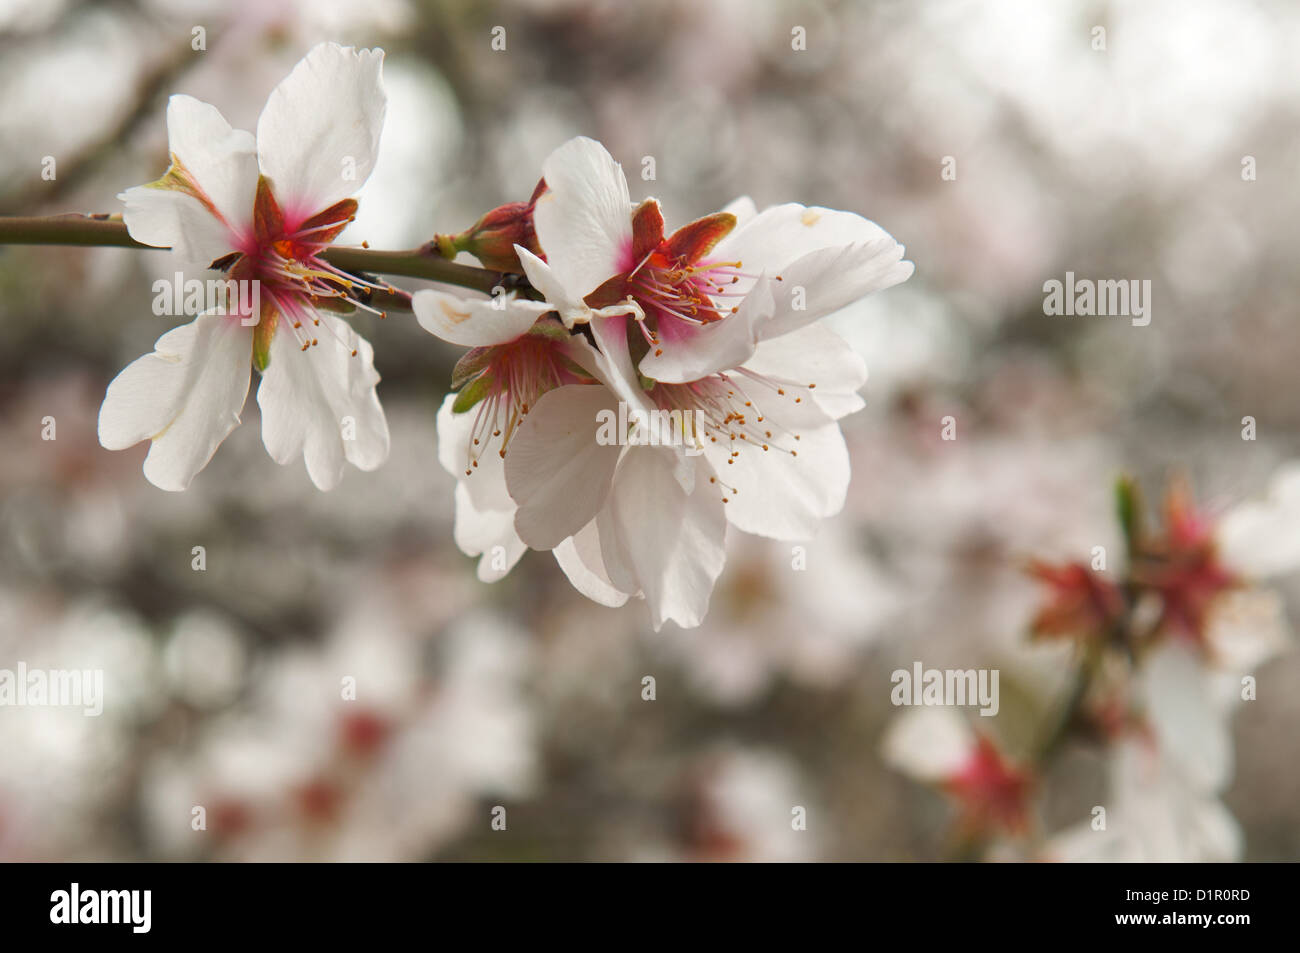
left=0, top=42, right=199, bottom=215
left=1031, top=645, right=1099, bottom=765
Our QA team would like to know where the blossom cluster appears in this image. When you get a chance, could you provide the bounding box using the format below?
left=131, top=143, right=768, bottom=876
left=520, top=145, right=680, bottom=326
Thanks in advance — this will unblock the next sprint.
left=415, top=138, right=912, bottom=627
left=96, top=44, right=913, bottom=629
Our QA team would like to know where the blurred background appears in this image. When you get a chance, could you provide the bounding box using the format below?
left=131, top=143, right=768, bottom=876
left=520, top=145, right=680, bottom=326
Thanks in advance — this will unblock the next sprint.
left=1, top=0, right=1298, bottom=861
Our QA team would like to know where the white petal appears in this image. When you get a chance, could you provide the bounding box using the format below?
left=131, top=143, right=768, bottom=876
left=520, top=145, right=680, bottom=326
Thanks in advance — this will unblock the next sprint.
left=412, top=289, right=551, bottom=347
left=702, top=396, right=849, bottom=541
left=1184, top=793, right=1245, bottom=862
left=503, top=384, right=623, bottom=549
left=720, top=195, right=758, bottom=227
left=118, top=187, right=235, bottom=268
left=256, top=43, right=386, bottom=220
left=1203, top=588, right=1291, bottom=675
left=164, top=95, right=258, bottom=238
left=579, top=316, right=696, bottom=496
left=1108, top=737, right=1243, bottom=862
left=742, top=323, right=868, bottom=420
left=1141, top=641, right=1232, bottom=793
left=880, top=707, right=974, bottom=783
left=532, top=136, right=633, bottom=298
left=1043, top=821, right=1130, bottom=863
left=553, top=520, right=630, bottom=608
left=436, top=392, right=512, bottom=512
left=1217, top=460, right=1300, bottom=578
left=590, top=502, right=636, bottom=598
left=98, top=312, right=253, bottom=491
left=517, top=246, right=587, bottom=328
left=710, top=204, right=912, bottom=334
left=119, top=95, right=258, bottom=261
left=435, top=395, right=526, bottom=582
left=600, top=449, right=726, bottom=630
left=586, top=314, right=654, bottom=412
left=714, top=202, right=907, bottom=274
left=454, top=484, right=527, bottom=583
left=257, top=312, right=389, bottom=490
left=517, top=246, right=641, bottom=330
left=1054, top=737, right=1242, bottom=862
left=761, top=241, right=915, bottom=339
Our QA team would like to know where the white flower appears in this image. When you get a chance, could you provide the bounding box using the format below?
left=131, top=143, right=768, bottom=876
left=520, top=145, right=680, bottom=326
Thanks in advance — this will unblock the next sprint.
left=1134, top=585, right=1291, bottom=800
left=1138, top=639, right=1235, bottom=793
left=434, top=391, right=529, bottom=584
left=1216, top=461, right=1300, bottom=580
left=881, top=707, right=1033, bottom=837
left=881, top=707, right=978, bottom=784
left=1136, top=464, right=1300, bottom=792
left=1045, top=735, right=1241, bottom=863
left=517, top=137, right=913, bottom=385
left=497, top=316, right=878, bottom=628
left=98, top=43, right=390, bottom=491
left=416, top=288, right=590, bottom=584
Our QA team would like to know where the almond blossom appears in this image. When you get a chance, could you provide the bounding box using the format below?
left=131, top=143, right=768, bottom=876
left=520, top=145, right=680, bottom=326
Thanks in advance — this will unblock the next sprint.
left=434, top=305, right=877, bottom=629
left=421, top=136, right=913, bottom=628
left=415, top=289, right=593, bottom=583
left=1046, top=476, right=1298, bottom=862
left=877, top=466, right=1300, bottom=862
left=881, top=707, right=1034, bottom=840
left=515, top=138, right=913, bottom=379
left=1038, top=475, right=1298, bottom=796
left=98, top=43, right=391, bottom=491
left=1133, top=473, right=1300, bottom=794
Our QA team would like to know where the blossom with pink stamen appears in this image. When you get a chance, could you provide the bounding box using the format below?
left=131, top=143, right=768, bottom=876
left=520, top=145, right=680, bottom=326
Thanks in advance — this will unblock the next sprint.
left=428, top=136, right=913, bottom=627
left=516, top=137, right=913, bottom=384
left=98, top=43, right=390, bottom=491
left=414, top=285, right=598, bottom=584
left=882, top=708, right=1034, bottom=839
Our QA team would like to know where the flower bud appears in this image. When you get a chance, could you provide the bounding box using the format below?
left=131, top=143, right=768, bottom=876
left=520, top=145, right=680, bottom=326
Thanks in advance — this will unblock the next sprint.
left=436, top=179, right=546, bottom=273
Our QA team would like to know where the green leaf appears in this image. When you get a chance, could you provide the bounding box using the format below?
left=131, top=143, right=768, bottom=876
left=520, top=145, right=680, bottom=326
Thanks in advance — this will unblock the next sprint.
left=452, top=375, right=490, bottom=413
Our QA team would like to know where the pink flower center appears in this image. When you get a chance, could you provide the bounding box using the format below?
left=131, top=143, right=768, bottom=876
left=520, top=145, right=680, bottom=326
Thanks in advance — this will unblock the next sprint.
left=218, top=177, right=387, bottom=357
left=590, top=201, right=763, bottom=357
left=458, top=330, right=585, bottom=474
left=944, top=736, right=1033, bottom=836
left=1132, top=482, right=1241, bottom=644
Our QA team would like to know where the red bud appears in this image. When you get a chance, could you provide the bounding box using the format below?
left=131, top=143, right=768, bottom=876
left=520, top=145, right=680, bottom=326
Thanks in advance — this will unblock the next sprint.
left=438, top=179, right=546, bottom=273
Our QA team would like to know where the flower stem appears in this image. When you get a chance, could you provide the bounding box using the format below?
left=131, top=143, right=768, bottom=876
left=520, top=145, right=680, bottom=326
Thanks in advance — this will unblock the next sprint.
left=1032, top=649, right=1095, bottom=765
left=0, top=214, right=511, bottom=298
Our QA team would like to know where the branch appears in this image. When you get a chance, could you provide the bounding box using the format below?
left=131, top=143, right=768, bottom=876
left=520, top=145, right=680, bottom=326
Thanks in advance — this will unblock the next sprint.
left=0, top=214, right=514, bottom=299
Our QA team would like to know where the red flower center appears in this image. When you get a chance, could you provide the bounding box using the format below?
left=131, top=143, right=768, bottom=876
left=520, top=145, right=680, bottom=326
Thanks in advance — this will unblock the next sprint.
left=588, top=199, right=756, bottom=356
left=944, top=736, right=1033, bottom=836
